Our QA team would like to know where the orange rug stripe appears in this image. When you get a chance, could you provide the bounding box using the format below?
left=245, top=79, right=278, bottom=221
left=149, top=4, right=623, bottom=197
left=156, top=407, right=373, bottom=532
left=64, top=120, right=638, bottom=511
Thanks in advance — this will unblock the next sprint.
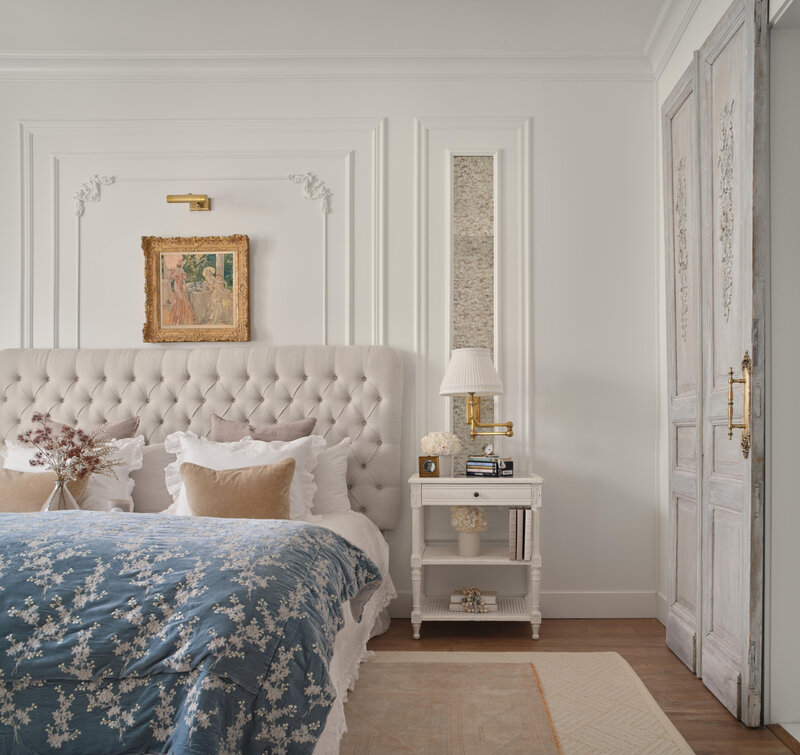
left=530, top=660, right=563, bottom=754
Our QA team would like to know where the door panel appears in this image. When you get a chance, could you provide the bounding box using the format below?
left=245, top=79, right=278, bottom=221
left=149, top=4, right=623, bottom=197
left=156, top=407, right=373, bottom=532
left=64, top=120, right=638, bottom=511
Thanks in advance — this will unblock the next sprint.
left=663, top=59, right=703, bottom=675
left=699, top=0, right=767, bottom=725
left=675, top=497, right=698, bottom=612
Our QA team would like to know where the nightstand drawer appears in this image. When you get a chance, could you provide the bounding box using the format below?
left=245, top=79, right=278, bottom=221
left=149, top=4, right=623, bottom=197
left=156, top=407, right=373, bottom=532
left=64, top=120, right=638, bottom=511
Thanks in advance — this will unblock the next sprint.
left=421, top=483, right=531, bottom=504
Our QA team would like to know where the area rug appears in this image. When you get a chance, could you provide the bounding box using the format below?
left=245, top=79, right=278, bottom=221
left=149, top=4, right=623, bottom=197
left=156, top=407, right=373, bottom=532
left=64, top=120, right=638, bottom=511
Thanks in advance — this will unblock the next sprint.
left=339, top=652, right=694, bottom=754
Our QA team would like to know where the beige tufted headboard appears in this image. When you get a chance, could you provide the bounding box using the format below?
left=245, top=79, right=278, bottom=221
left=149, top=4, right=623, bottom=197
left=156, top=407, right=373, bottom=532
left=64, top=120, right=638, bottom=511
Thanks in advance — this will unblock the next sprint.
left=0, top=346, right=403, bottom=530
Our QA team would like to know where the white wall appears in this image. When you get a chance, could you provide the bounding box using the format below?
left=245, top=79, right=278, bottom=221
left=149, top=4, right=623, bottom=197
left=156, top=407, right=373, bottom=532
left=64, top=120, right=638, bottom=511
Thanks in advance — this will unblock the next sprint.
left=0, top=59, right=658, bottom=619
left=768, top=23, right=800, bottom=725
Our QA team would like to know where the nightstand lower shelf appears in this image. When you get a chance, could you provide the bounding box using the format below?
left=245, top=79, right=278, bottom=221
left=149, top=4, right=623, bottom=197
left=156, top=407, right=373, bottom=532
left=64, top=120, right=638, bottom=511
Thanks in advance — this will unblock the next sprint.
left=421, top=595, right=529, bottom=621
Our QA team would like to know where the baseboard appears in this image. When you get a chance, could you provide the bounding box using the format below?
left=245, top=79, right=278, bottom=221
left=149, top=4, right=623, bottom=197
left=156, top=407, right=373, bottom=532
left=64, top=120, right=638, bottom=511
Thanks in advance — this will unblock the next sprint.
left=656, top=591, right=668, bottom=626
left=389, top=590, right=658, bottom=619
left=767, top=725, right=800, bottom=755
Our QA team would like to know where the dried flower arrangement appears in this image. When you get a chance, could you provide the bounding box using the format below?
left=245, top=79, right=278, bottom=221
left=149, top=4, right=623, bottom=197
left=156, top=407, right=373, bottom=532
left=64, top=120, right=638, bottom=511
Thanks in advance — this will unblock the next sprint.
left=17, top=413, right=121, bottom=483
left=457, top=586, right=490, bottom=614
left=450, top=505, right=488, bottom=533
left=421, top=431, right=462, bottom=457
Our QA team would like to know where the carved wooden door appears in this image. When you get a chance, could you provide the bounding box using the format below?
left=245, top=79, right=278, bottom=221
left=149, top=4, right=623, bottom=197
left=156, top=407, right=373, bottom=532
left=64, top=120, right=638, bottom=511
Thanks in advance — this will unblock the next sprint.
left=698, top=0, right=767, bottom=725
left=663, top=58, right=703, bottom=676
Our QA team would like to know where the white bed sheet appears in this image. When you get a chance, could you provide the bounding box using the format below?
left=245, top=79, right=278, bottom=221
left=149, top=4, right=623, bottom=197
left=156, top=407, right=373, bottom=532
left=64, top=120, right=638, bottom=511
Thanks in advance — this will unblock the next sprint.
left=309, top=510, right=396, bottom=754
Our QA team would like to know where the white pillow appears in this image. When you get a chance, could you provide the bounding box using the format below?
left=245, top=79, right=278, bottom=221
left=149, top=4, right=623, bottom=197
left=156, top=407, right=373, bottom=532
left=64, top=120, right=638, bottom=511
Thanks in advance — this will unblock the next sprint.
left=130, top=443, right=176, bottom=513
left=312, top=438, right=352, bottom=515
left=3, top=436, right=145, bottom=512
left=163, top=431, right=325, bottom=520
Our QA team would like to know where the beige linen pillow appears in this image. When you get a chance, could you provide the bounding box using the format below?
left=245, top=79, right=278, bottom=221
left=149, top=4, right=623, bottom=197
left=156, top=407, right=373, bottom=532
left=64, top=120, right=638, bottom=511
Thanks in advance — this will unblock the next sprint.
left=208, top=414, right=316, bottom=443
left=0, top=469, right=89, bottom=513
left=180, top=458, right=295, bottom=519
left=46, top=416, right=140, bottom=440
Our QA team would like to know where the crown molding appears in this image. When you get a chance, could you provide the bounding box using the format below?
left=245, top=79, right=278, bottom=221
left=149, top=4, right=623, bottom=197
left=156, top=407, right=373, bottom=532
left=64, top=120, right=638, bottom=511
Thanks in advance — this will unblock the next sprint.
left=643, top=0, right=677, bottom=57
left=646, top=0, right=704, bottom=79
left=0, top=50, right=654, bottom=82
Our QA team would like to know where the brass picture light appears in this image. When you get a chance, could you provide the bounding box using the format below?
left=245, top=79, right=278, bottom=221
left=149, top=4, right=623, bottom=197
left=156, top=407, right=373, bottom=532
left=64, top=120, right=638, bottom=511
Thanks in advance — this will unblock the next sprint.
left=166, top=194, right=211, bottom=211
left=439, top=347, right=514, bottom=439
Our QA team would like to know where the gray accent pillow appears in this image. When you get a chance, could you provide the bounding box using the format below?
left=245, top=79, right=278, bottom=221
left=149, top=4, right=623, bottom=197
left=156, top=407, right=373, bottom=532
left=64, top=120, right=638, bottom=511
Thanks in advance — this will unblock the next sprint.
left=208, top=414, right=316, bottom=443
left=46, top=416, right=140, bottom=440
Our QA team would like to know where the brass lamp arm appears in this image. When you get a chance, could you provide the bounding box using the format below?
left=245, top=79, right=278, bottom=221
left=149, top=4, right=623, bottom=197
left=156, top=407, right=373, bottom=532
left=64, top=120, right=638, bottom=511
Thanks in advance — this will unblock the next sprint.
left=465, top=392, right=514, bottom=439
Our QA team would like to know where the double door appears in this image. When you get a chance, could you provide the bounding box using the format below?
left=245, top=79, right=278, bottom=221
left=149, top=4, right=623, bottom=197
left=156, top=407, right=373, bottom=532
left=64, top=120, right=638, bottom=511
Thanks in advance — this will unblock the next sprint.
left=662, top=0, right=768, bottom=726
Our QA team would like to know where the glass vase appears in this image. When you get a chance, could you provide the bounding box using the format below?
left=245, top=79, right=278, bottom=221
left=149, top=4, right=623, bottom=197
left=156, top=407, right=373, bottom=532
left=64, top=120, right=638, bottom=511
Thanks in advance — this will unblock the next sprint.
left=41, top=479, right=80, bottom=512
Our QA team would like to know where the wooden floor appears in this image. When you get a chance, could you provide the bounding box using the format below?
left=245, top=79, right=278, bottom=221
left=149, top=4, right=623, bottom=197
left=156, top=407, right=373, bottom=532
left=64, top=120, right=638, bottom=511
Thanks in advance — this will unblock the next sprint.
left=368, top=618, right=788, bottom=755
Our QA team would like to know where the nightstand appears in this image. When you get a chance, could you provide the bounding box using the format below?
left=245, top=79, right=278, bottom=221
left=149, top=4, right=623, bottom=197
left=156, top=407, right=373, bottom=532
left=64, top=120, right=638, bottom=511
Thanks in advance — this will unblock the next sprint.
left=408, top=473, right=544, bottom=640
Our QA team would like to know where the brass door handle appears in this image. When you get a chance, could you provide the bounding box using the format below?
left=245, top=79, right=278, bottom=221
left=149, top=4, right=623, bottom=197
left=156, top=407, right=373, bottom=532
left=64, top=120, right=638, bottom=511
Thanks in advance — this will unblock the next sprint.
left=727, top=351, right=751, bottom=459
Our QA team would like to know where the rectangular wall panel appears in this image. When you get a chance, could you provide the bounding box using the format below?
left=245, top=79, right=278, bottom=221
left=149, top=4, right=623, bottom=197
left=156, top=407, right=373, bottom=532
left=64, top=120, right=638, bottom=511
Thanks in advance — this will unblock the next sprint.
left=451, top=154, right=495, bottom=473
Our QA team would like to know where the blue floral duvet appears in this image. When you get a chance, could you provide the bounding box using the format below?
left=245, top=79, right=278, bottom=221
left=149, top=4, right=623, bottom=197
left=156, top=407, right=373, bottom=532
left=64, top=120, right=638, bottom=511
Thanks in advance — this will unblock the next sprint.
left=0, top=512, right=381, bottom=754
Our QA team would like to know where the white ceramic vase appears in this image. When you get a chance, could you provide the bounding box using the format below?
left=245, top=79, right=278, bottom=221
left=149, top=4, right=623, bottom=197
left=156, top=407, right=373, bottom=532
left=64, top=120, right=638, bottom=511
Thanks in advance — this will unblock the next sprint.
left=438, top=455, right=453, bottom=477
left=458, top=531, right=481, bottom=557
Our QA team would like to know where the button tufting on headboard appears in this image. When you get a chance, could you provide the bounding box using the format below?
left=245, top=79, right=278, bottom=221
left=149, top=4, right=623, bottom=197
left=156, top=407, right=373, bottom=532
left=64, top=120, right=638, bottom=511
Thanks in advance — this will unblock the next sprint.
left=0, top=345, right=404, bottom=530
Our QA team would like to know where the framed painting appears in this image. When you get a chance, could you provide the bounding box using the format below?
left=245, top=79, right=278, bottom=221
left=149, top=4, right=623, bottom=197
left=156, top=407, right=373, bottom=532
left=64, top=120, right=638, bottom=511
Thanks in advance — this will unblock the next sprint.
left=142, top=235, right=249, bottom=343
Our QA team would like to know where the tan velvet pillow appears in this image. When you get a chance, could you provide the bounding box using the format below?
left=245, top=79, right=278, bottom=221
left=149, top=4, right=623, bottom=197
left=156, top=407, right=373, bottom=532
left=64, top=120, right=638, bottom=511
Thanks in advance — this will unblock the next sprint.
left=46, top=416, right=140, bottom=440
left=0, top=469, right=90, bottom=513
left=180, top=459, right=295, bottom=520
left=208, top=414, right=316, bottom=443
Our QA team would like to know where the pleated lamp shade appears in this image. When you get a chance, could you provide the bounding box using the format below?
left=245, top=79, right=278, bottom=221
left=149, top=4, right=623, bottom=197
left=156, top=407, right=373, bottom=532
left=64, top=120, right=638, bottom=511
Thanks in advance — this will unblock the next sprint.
left=439, top=348, right=504, bottom=396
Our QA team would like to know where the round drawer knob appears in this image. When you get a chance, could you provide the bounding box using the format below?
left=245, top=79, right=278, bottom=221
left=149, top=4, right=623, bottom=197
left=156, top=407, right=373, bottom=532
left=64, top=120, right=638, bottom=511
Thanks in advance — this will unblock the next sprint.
left=473, top=491, right=479, bottom=498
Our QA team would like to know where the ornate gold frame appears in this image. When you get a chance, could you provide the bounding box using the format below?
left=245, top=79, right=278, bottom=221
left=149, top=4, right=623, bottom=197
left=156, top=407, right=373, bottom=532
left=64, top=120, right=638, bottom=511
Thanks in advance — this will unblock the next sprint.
left=142, top=235, right=249, bottom=343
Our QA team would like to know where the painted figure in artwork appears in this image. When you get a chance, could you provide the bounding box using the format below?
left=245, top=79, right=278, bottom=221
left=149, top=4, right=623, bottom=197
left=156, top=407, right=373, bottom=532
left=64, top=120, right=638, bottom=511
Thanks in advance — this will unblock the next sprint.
left=166, top=259, right=195, bottom=325
left=211, top=274, right=230, bottom=324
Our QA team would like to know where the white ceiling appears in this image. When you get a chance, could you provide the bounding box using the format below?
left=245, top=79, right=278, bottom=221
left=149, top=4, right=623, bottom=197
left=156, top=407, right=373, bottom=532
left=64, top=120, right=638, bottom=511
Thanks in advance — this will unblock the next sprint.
left=0, top=0, right=668, bottom=55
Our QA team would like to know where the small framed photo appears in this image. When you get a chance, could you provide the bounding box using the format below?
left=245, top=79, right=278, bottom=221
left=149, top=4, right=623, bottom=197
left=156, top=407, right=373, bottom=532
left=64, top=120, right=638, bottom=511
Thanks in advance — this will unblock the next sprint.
left=142, top=235, right=249, bottom=343
left=419, top=455, right=441, bottom=478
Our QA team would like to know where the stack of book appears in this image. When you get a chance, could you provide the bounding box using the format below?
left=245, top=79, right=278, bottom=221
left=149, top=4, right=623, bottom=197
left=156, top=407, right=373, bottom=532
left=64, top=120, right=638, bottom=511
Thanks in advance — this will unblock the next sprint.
left=449, top=590, right=498, bottom=612
left=465, top=456, right=514, bottom=477
left=508, top=507, right=532, bottom=560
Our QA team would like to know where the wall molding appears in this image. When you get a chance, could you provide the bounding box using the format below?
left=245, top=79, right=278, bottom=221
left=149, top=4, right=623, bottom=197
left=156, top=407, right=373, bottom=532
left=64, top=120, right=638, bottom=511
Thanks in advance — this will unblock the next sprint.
left=288, top=172, right=332, bottom=214
left=648, top=0, right=704, bottom=79
left=0, top=51, right=654, bottom=82
left=643, top=0, right=678, bottom=57
left=73, top=174, right=115, bottom=217
left=19, top=117, right=386, bottom=350
left=413, top=116, right=533, bottom=470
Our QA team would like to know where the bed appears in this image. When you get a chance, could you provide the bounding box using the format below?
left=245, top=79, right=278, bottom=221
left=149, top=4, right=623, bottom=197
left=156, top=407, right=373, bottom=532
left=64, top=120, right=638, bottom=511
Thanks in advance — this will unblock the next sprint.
left=0, top=345, right=403, bottom=754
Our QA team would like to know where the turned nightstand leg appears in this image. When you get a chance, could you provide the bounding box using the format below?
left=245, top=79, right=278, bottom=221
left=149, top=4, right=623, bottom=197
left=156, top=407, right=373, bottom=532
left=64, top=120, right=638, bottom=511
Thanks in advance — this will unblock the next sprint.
left=531, top=616, right=542, bottom=640
left=412, top=617, right=421, bottom=640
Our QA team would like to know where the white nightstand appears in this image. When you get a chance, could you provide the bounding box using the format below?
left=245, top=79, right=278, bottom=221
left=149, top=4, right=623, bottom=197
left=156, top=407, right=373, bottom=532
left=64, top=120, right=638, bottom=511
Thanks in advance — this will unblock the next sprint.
left=409, top=473, right=544, bottom=640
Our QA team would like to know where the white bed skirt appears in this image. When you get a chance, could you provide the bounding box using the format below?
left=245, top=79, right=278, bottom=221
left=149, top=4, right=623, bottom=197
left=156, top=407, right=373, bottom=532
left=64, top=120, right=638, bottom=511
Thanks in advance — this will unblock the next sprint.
left=311, top=511, right=396, bottom=754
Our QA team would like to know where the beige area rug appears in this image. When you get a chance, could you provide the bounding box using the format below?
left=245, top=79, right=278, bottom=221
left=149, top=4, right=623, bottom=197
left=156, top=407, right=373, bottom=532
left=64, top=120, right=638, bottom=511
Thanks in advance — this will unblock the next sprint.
left=339, top=652, right=694, bottom=755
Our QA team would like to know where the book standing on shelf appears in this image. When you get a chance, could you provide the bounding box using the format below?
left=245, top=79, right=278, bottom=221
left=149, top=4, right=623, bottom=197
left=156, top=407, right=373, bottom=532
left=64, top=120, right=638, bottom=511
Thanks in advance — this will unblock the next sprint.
left=507, top=507, right=532, bottom=560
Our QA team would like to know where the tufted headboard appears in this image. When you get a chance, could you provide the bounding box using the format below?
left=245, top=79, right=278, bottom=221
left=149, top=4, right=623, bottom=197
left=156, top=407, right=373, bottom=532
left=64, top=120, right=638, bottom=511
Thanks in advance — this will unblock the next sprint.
left=0, top=346, right=403, bottom=530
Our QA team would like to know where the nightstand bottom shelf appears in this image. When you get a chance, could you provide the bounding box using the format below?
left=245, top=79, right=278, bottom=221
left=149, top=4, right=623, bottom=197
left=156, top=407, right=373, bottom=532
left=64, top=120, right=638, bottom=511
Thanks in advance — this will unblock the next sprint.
left=420, top=595, right=529, bottom=620
left=412, top=595, right=541, bottom=639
